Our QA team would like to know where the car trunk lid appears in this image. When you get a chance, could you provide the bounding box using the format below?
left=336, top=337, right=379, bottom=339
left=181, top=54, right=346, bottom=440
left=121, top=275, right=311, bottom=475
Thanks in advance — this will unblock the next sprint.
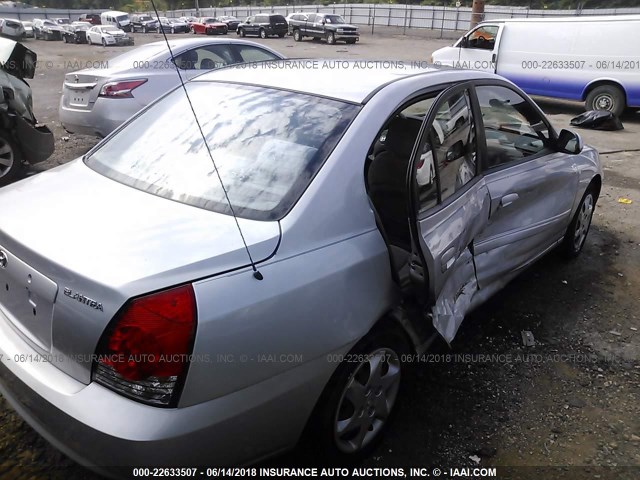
left=0, top=160, right=281, bottom=383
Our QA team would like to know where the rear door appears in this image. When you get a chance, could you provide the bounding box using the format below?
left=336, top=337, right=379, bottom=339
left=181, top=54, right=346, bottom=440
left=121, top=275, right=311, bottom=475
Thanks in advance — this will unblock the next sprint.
left=471, top=82, right=580, bottom=289
left=408, top=83, right=491, bottom=343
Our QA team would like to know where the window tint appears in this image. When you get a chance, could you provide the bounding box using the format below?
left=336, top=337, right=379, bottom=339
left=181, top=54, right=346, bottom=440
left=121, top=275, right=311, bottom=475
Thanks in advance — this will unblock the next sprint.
left=236, top=46, right=279, bottom=63
left=476, top=85, right=550, bottom=169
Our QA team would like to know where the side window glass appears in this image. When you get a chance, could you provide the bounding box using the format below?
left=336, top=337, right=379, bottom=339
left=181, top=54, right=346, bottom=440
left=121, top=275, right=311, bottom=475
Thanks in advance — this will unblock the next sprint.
left=415, top=89, right=477, bottom=211
left=476, top=85, right=550, bottom=169
left=237, top=46, right=279, bottom=63
left=307, top=14, right=316, bottom=23
left=467, top=26, right=498, bottom=50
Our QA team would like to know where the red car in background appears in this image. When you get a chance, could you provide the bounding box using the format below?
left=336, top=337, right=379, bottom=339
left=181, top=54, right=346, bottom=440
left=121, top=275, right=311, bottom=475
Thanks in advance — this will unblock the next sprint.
left=191, top=17, right=228, bottom=35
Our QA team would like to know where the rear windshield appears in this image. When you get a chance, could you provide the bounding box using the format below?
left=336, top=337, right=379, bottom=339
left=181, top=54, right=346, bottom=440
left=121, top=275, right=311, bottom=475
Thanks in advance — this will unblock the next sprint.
left=85, top=83, right=359, bottom=220
left=271, top=15, right=286, bottom=23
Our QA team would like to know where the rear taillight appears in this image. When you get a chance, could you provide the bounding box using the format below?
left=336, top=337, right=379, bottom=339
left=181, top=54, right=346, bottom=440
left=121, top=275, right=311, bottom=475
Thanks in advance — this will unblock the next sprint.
left=92, top=284, right=197, bottom=407
left=99, top=79, right=147, bottom=98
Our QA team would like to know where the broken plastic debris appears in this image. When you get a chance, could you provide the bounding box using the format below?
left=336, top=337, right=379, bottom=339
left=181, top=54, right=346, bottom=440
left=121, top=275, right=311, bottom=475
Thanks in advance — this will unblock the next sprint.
left=469, top=455, right=481, bottom=464
left=521, top=330, right=535, bottom=347
left=617, top=198, right=633, bottom=204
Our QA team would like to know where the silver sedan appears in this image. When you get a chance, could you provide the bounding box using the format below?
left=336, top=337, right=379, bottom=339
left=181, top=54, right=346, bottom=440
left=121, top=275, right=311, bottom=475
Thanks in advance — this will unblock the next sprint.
left=59, top=38, right=284, bottom=137
left=0, top=61, right=602, bottom=470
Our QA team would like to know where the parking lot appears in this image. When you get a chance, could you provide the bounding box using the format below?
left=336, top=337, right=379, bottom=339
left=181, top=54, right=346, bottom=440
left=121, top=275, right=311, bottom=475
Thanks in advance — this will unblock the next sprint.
left=1, top=29, right=639, bottom=479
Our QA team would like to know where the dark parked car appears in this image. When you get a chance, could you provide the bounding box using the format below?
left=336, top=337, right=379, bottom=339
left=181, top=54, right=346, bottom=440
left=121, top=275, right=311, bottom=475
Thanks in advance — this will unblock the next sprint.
left=131, top=14, right=159, bottom=33
left=78, top=14, right=101, bottom=25
left=62, top=22, right=91, bottom=43
left=217, top=15, right=240, bottom=32
left=290, top=13, right=359, bottom=44
left=237, top=14, right=287, bottom=39
left=159, top=17, right=189, bottom=34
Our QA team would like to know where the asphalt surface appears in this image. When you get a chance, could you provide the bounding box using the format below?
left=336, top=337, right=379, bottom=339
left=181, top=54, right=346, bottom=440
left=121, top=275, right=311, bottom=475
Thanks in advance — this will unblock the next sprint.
left=0, top=28, right=639, bottom=480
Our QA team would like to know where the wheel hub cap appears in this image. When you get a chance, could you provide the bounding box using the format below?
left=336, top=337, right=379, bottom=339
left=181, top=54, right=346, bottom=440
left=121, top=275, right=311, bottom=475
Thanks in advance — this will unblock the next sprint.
left=333, top=348, right=401, bottom=453
left=574, top=193, right=594, bottom=250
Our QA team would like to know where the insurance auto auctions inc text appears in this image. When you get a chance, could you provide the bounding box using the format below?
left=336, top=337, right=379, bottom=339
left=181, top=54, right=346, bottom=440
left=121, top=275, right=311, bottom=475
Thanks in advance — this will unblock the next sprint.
left=242, top=467, right=497, bottom=477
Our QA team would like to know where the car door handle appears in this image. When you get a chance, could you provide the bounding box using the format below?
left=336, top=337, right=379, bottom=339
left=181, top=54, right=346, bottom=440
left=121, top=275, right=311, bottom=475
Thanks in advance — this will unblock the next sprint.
left=441, top=246, right=456, bottom=273
left=500, top=193, right=519, bottom=208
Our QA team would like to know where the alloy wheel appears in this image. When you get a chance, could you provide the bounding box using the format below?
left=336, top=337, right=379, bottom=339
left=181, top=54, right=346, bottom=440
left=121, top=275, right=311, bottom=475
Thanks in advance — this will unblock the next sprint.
left=573, top=193, right=594, bottom=251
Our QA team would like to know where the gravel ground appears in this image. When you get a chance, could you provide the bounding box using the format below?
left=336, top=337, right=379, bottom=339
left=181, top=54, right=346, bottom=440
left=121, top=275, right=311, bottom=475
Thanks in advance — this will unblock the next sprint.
left=0, top=29, right=639, bottom=479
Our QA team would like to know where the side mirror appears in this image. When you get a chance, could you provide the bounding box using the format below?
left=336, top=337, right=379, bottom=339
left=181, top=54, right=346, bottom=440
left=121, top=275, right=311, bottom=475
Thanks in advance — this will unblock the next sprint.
left=321, top=20, right=326, bottom=25
left=460, top=36, right=469, bottom=48
left=557, top=129, right=583, bottom=154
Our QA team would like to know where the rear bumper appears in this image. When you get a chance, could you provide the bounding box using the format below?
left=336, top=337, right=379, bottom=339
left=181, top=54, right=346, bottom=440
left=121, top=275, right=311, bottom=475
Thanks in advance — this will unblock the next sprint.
left=59, top=96, right=143, bottom=138
left=0, top=306, right=332, bottom=469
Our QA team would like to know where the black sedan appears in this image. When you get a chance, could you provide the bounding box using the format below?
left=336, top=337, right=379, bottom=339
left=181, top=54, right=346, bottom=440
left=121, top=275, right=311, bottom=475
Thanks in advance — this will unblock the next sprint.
left=218, top=15, right=240, bottom=31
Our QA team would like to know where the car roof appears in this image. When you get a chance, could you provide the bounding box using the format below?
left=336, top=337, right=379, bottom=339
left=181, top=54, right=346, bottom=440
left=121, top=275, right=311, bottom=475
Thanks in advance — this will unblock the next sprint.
left=195, top=60, right=494, bottom=103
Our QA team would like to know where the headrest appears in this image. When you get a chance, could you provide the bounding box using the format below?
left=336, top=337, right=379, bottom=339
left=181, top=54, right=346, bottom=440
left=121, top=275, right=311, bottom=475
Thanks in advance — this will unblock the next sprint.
left=384, top=115, right=422, bottom=158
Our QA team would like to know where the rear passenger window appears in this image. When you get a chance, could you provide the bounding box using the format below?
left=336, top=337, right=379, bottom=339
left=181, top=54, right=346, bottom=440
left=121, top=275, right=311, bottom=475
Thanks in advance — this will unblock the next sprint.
left=476, top=86, right=550, bottom=169
left=236, top=46, right=279, bottom=63
left=429, top=90, right=476, bottom=205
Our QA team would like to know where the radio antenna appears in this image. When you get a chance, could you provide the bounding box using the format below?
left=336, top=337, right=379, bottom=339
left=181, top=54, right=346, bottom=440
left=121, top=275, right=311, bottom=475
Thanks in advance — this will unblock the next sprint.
left=148, top=2, right=263, bottom=280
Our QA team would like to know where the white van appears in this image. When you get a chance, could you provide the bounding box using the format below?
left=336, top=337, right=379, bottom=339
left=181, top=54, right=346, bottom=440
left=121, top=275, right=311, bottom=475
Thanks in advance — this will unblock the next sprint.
left=431, top=15, right=640, bottom=116
left=100, top=10, right=131, bottom=32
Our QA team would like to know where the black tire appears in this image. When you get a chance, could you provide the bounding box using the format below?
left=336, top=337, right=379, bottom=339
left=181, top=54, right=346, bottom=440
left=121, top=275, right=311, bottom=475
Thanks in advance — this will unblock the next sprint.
left=327, top=32, right=336, bottom=45
left=278, top=33, right=285, bottom=38
left=142, top=26, right=147, bottom=33
left=561, top=184, right=598, bottom=258
left=0, top=130, right=23, bottom=187
left=63, top=35, right=68, bottom=43
left=293, top=29, right=302, bottom=42
left=311, top=323, right=410, bottom=460
left=259, top=28, right=267, bottom=39
left=87, top=36, right=92, bottom=45
left=102, top=38, right=106, bottom=47
left=238, top=28, right=245, bottom=37
left=171, top=27, right=174, bottom=34
left=224, top=27, right=228, bottom=35
left=585, top=85, right=626, bottom=117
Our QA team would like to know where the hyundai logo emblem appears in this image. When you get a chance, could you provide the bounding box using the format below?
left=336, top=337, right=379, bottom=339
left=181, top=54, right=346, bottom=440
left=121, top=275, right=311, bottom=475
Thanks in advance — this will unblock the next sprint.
left=0, top=250, right=6, bottom=268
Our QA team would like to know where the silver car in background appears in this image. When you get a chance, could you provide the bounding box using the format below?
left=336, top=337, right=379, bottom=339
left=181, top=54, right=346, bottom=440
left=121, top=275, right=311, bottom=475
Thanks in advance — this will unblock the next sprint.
left=0, top=18, right=25, bottom=39
left=1, top=62, right=601, bottom=470
left=20, top=20, right=33, bottom=38
left=59, top=38, right=284, bottom=137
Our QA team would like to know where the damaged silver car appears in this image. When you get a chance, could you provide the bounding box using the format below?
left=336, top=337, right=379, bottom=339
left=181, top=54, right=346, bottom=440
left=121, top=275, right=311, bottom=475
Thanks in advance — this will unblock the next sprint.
left=0, top=62, right=601, bottom=469
left=0, top=38, right=54, bottom=186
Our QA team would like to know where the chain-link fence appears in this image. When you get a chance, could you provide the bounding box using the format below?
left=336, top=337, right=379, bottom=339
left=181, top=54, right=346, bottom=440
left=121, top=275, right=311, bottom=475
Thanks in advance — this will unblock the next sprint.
left=2, top=4, right=640, bottom=33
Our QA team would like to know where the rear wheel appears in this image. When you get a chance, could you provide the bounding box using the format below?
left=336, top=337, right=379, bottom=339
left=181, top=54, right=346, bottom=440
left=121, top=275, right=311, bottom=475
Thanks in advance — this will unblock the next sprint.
left=293, top=29, right=302, bottom=42
left=0, top=131, right=23, bottom=187
left=312, top=324, right=409, bottom=458
left=561, top=184, right=598, bottom=258
left=585, top=85, right=626, bottom=117
left=259, top=28, right=267, bottom=39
